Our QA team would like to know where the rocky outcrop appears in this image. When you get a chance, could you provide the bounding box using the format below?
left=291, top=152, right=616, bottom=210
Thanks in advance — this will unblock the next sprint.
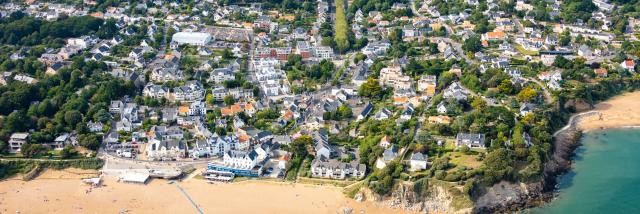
left=474, top=121, right=582, bottom=213
left=422, top=185, right=465, bottom=214
left=564, top=99, right=593, bottom=112
left=357, top=182, right=471, bottom=213
left=474, top=181, right=548, bottom=213
left=353, top=110, right=585, bottom=213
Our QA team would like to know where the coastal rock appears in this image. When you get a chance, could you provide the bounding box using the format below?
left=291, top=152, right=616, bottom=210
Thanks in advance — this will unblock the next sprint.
left=340, top=207, right=353, bottom=214
left=361, top=182, right=467, bottom=213
left=354, top=193, right=364, bottom=202
left=475, top=119, right=582, bottom=213
left=474, top=181, right=546, bottom=213
left=422, top=185, right=459, bottom=214
left=564, top=99, right=593, bottom=112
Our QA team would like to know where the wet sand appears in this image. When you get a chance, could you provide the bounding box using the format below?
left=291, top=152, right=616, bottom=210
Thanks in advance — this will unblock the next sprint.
left=0, top=169, right=413, bottom=214
left=578, top=91, right=640, bottom=131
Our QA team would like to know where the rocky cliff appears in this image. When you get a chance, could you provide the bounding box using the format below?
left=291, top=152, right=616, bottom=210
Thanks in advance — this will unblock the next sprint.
left=351, top=121, right=583, bottom=213
left=473, top=126, right=582, bottom=213
left=355, top=182, right=472, bottom=213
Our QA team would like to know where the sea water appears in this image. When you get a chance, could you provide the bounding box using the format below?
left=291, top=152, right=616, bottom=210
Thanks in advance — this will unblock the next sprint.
left=529, top=128, right=640, bottom=213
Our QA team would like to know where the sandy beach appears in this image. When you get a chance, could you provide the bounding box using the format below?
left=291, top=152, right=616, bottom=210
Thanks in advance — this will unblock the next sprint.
left=0, top=169, right=413, bottom=214
left=577, top=91, right=640, bottom=131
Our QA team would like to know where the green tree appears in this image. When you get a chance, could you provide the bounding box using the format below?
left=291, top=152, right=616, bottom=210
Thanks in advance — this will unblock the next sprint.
left=223, top=95, right=235, bottom=106
left=64, top=110, right=83, bottom=127
left=20, top=143, right=47, bottom=158
left=517, top=87, right=538, bottom=102
left=337, top=105, right=353, bottom=119
left=461, top=73, right=482, bottom=92
left=97, top=18, right=118, bottom=39
left=222, top=48, right=233, bottom=59
left=459, top=145, right=471, bottom=154
left=60, top=145, right=78, bottom=159
left=206, top=94, right=216, bottom=105
left=290, top=135, right=313, bottom=158
left=77, top=134, right=100, bottom=151
left=358, top=78, right=384, bottom=99
left=497, top=79, right=514, bottom=94
left=93, top=109, right=111, bottom=123
left=463, top=35, right=482, bottom=53
left=0, top=140, right=6, bottom=154
left=481, top=148, right=516, bottom=185
left=470, top=96, right=487, bottom=110
left=5, top=111, right=31, bottom=132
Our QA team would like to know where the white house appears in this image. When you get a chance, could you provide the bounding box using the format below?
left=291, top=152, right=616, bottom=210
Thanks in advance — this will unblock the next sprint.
left=621, top=60, right=636, bottom=72
left=437, top=102, right=448, bottom=114
left=9, top=133, right=29, bottom=153
left=409, top=152, right=428, bottom=172
left=375, top=145, right=398, bottom=169
left=310, top=158, right=366, bottom=179
left=146, top=139, right=185, bottom=160
left=172, top=81, right=205, bottom=102
left=87, top=121, right=104, bottom=132
left=374, top=108, right=393, bottom=120
left=46, top=133, right=75, bottom=150
left=520, top=103, right=536, bottom=116
left=143, top=83, right=170, bottom=99
left=379, top=136, right=391, bottom=148
left=455, top=133, right=485, bottom=148
left=223, top=150, right=259, bottom=169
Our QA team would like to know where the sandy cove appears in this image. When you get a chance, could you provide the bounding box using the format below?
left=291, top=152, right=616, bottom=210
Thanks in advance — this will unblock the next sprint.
left=0, top=169, right=414, bottom=214
left=576, top=91, right=640, bottom=131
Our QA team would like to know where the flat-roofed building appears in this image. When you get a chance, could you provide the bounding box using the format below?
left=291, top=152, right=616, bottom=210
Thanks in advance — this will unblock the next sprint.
left=171, top=32, right=212, bottom=46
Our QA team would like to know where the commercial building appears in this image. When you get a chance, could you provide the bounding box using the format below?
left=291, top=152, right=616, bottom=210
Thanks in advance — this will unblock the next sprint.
left=171, top=32, right=212, bottom=46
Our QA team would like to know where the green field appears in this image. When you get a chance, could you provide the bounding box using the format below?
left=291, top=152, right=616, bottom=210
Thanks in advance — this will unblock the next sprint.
left=334, top=0, right=350, bottom=52
left=514, top=44, right=539, bottom=56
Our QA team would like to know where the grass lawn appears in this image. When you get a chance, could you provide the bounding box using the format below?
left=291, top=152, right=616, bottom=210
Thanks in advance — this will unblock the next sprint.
left=514, top=44, right=539, bottom=56
left=443, top=139, right=457, bottom=150
left=297, top=176, right=357, bottom=187
left=232, top=176, right=252, bottom=182
left=343, top=181, right=365, bottom=198
left=447, top=151, right=482, bottom=169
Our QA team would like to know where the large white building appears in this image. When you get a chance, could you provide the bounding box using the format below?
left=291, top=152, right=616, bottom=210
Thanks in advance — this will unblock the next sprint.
left=223, top=150, right=259, bottom=170
left=172, top=81, right=205, bottom=102
left=310, top=158, right=366, bottom=179
left=9, top=133, right=29, bottom=153
left=314, top=46, right=334, bottom=60
left=171, top=32, right=212, bottom=46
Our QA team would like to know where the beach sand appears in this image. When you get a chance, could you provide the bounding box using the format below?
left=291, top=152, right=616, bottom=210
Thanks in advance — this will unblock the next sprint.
left=0, top=169, right=413, bottom=214
left=577, top=91, right=640, bottom=131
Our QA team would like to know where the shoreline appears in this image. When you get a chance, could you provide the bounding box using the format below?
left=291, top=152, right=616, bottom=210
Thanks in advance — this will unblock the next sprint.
left=581, top=125, right=640, bottom=132
left=0, top=168, right=414, bottom=214
left=575, top=92, right=640, bottom=132
left=543, top=92, right=640, bottom=207
left=4, top=92, right=640, bottom=214
left=478, top=91, right=640, bottom=213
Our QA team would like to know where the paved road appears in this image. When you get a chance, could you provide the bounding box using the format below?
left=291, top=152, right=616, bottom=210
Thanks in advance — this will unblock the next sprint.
left=522, top=77, right=554, bottom=104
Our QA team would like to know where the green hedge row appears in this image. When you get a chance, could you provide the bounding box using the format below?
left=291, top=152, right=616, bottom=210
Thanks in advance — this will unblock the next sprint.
left=0, top=158, right=103, bottom=180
